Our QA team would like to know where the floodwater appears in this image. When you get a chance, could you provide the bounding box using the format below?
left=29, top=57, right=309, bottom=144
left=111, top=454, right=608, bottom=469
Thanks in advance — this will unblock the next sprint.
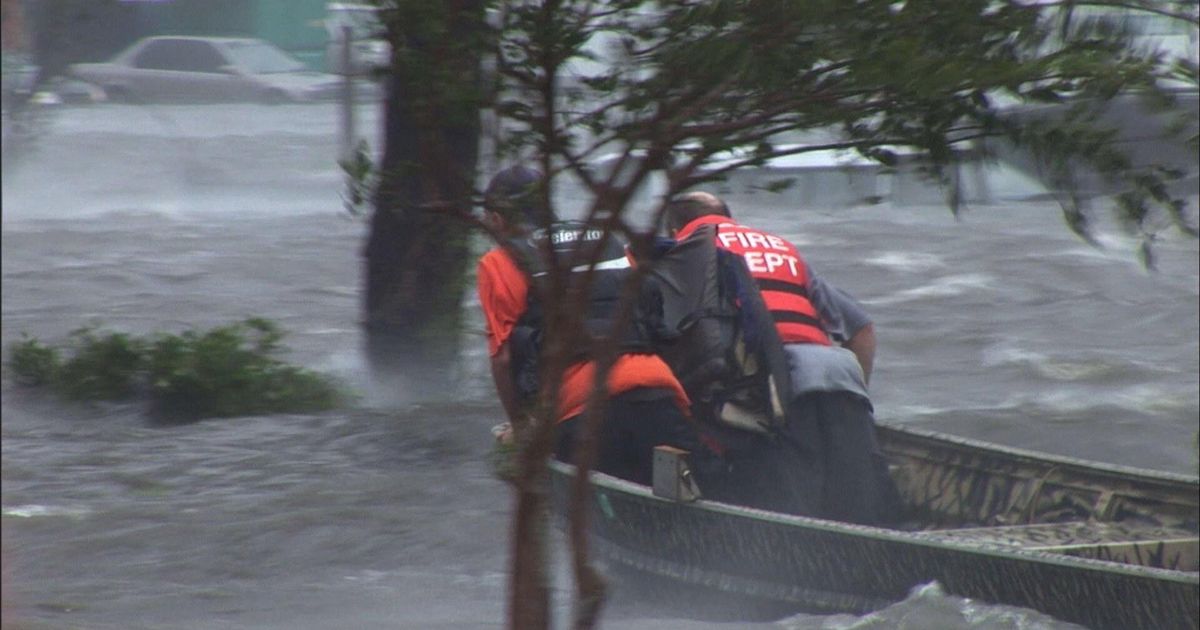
left=1, top=102, right=1196, bottom=630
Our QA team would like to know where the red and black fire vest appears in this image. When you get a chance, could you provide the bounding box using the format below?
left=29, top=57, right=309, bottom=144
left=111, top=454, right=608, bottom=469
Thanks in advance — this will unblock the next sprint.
left=683, top=217, right=832, bottom=346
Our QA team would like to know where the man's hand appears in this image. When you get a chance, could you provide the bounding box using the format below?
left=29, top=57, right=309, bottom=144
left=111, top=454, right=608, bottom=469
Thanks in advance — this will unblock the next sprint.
left=491, top=421, right=514, bottom=445
left=490, top=421, right=518, bottom=483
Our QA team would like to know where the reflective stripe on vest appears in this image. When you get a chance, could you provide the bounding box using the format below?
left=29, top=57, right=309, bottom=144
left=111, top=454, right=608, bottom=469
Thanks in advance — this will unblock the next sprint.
left=712, top=224, right=831, bottom=346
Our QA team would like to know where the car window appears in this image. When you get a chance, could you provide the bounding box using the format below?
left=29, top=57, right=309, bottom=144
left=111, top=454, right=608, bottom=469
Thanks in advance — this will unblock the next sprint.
left=133, top=40, right=228, bottom=73
left=220, top=41, right=305, bottom=74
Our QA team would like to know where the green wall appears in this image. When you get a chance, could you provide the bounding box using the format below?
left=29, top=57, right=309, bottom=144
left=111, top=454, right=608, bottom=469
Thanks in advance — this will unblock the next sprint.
left=137, top=0, right=330, bottom=70
left=255, top=0, right=327, bottom=70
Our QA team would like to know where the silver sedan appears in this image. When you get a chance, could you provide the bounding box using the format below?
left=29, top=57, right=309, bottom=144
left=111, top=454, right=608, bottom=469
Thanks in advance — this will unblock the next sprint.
left=69, top=36, right=368, bottom=104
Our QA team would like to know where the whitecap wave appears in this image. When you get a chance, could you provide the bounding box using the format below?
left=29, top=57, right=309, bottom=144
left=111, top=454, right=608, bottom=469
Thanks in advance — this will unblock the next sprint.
left=1043, top=242, right=1142, bottom=266
left=981, top=344, right=1119, bottom=381
left=777, top=580, right=1085, bottom=629
left=2, top=504, right=90, bottom=519
left=876, top=404, right=954, bottom=420
left=998, top=384, right=1197, bottom=417
left=862, top=251, right=945, bottom=273
left=305, top=286, right=359, bottom=299
left=864, top=273, right=994, bottom=305
left=1032, top=361, right=1119, bottom=381
left=93, top=207, right=182, bottom=222
left=304, top=327, right=357, bottom=336
left=979, top=342, right=1168, bottom=382
left=981, top=343, right=1048, bottom=368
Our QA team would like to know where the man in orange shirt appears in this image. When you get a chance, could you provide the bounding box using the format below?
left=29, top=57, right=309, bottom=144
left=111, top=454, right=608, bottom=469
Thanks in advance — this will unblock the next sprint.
left=478, top=166, right=716, bottom=485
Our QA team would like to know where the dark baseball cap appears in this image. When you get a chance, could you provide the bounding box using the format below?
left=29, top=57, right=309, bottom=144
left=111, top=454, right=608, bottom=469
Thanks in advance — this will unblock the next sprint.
left=484, top=166, right=546, bottom=225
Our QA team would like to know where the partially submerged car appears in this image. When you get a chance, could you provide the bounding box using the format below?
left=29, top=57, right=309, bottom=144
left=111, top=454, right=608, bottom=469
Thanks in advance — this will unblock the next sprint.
left=69, top=36, right=352, bottom=104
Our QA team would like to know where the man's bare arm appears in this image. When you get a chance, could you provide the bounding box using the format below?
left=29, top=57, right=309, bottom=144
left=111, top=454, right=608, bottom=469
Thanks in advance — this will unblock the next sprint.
left=490, top=340, right=522, bottom=424
left=844, top=322, right=875, bottom=387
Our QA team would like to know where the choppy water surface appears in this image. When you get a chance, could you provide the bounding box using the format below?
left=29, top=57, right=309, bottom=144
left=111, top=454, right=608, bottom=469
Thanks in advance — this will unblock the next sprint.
left=2, top=103, right=1196, bottom=630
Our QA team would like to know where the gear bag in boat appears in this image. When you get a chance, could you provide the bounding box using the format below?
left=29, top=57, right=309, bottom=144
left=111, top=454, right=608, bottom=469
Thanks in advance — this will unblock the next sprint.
left=647, top=223, right=793, bottom=434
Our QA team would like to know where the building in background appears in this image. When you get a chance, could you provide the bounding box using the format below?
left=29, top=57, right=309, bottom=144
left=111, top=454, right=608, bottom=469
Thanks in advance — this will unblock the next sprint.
left=130, top=0, right=329, bottom=70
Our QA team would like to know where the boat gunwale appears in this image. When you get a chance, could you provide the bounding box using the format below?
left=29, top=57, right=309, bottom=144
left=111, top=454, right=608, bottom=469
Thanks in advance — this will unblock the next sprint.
left=880, top=423, right=1200, bottom=487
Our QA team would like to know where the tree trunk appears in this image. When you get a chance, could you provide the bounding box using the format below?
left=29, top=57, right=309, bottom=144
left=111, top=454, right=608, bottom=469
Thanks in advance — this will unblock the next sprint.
left=363, top=2, right=484, bottom=389
left=509, top=442, right=553, bottom=630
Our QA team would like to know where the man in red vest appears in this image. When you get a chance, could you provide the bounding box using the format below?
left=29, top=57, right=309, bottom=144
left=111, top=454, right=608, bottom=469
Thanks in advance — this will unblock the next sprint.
left=664, top=192, right=900, bottom=525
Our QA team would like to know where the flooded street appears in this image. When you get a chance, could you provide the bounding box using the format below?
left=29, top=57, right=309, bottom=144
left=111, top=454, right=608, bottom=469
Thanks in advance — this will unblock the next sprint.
left=2, top=102, right=1196, bottom=629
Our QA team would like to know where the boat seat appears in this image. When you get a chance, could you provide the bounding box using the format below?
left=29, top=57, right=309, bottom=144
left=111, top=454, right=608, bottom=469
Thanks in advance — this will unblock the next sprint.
left=922, top=520, right=1199, bottom=571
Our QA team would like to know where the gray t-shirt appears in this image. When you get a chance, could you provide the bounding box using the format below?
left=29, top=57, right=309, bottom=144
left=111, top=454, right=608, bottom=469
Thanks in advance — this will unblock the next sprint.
left=806, top=266, right=871, bottom=344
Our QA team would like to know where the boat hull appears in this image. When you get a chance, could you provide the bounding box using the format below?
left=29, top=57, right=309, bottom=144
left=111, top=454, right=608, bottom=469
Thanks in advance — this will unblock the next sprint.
left=547, top=424, right=1200, bottom=630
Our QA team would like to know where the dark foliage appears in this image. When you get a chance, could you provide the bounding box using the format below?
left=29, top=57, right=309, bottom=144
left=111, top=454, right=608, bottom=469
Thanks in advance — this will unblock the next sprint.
left=5, top=319, right=346, bottom=421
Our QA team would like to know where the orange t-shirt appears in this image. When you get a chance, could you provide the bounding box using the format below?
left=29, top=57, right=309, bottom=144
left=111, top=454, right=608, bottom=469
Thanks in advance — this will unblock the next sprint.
left=476, top=247, right=690, bottom=421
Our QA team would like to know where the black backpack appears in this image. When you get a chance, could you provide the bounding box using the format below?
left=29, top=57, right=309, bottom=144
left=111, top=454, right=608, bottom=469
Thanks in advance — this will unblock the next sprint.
left=506, top=221, right=662, bottom=404
left=647, top=224, right=793, bottom=435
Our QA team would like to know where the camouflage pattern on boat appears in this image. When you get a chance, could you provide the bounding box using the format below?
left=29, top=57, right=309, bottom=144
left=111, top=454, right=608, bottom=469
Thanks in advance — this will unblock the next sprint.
left=547, top=423, right=1200, bottom=630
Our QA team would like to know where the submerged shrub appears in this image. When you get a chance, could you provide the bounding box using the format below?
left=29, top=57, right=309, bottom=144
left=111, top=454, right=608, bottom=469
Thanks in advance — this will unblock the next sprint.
left=146, top=319, right=343, bottom=420
left=7, top=335, right=62, bottom=386
left=56, top=328, right=145, bottom=401
left=5, top=319, right=346, bottom=421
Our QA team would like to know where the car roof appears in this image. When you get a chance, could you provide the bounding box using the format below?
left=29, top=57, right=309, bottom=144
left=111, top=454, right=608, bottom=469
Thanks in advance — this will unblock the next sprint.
left=140, top=36, right=271, bottom=45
